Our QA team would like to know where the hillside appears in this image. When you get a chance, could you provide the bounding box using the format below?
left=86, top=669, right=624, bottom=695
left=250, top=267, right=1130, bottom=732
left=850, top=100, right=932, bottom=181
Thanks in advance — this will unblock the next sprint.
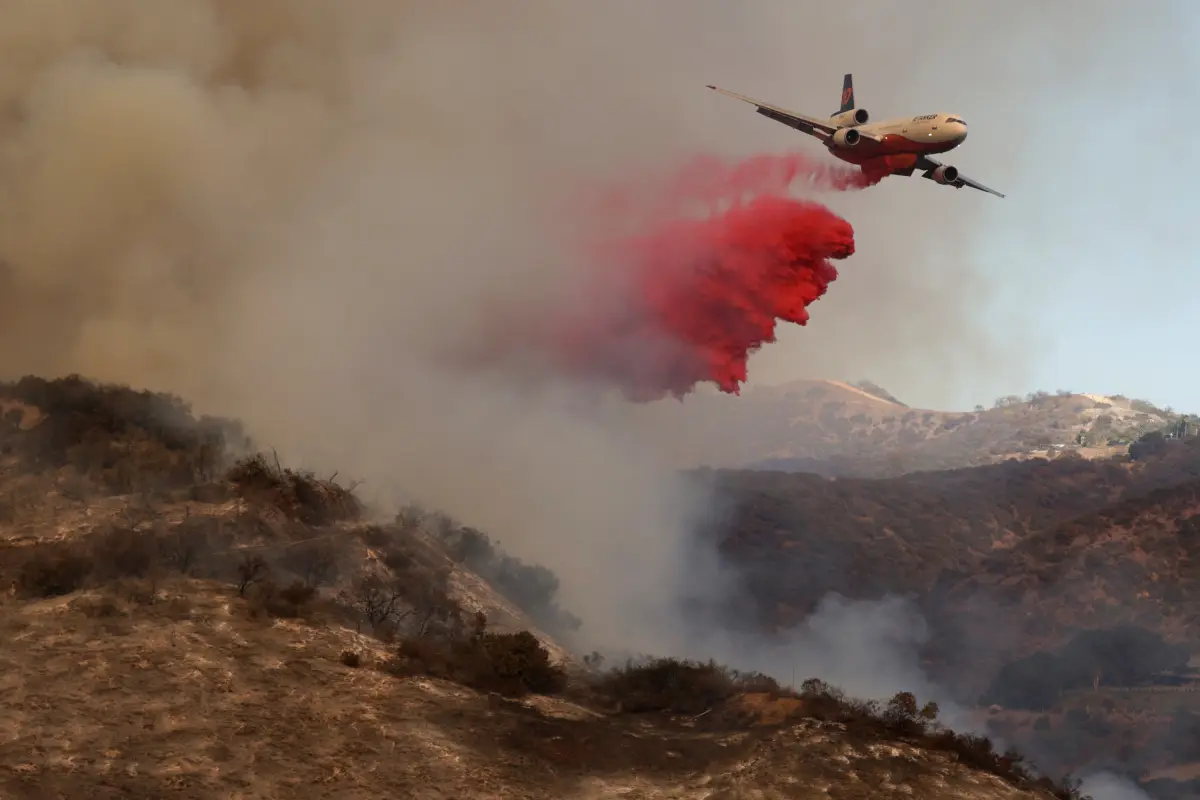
left=644, top=379, right=1193, bottom=476
left=0, top=585, right=1073, bottom=800
left=0, top=375, right=1080, bottom=800
left=702, top=435, right=1200, bottom=798
left=702, top=436, right=1200, bottom=625
left=944, top=479, right=1200, bottom=646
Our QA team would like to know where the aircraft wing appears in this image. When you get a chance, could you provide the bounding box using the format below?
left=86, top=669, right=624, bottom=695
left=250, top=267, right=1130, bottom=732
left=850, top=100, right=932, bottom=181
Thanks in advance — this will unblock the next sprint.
left=706, top=85, right=839, bottom=139
left=917, top=155, right=1005, bottom=198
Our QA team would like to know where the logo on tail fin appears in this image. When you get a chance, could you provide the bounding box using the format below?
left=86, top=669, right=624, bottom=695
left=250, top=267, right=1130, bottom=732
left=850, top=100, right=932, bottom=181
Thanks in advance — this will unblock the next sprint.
left=839, top=74, right=855, bottom=114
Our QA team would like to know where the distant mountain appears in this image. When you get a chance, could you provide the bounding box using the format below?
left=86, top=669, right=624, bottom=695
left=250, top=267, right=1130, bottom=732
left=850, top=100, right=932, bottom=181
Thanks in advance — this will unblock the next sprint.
left=643, top=379, right=1195, bottom=476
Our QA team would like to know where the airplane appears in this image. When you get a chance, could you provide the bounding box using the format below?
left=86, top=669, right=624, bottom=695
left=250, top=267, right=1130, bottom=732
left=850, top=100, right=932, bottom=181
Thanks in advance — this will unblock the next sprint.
left=706, top=73, right=1004, bottom=198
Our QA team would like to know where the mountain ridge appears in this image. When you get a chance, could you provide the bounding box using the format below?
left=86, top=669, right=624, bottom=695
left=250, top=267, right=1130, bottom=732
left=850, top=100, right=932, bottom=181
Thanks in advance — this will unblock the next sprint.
left=641, top=378, right=1195, bottom=478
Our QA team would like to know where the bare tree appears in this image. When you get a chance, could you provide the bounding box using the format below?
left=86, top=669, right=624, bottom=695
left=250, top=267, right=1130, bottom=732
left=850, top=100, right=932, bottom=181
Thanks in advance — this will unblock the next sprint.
left=403, top=578, right=462, bottom=638
left=236, top=554, right=268, bottom=596
left=342, top=574, right=407, bottom=629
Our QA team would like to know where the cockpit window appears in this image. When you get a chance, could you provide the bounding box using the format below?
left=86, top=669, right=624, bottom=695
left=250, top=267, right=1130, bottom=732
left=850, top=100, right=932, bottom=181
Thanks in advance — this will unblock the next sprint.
left=946, top=117, right=966, bottom=125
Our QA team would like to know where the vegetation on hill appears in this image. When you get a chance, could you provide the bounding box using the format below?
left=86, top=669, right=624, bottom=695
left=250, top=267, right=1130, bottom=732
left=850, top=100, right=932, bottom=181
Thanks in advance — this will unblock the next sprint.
left=581, top=659, right=1087, bottom=799
left=429, top=519, right=583, bottom=639
left=699, top=436, right=1200, bottom=626
left=0, top=374, right=1092, bottom=798
left=926, top=475, right=1200, bottom=679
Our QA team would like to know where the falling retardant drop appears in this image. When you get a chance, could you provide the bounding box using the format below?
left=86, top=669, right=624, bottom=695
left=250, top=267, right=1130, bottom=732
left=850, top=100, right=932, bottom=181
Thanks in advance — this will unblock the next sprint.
left=557, top=192, right=856, bottom=401
left=454, top=152, right=873, bottom=401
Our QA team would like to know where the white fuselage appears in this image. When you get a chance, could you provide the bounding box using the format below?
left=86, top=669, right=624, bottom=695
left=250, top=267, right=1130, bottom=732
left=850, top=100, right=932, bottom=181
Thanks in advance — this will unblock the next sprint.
left=826, top=111, right=969, bottom=167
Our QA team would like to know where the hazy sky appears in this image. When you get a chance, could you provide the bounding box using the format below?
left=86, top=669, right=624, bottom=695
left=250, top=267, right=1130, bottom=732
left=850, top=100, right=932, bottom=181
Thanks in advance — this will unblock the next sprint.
left=724, top=0, right=1200, bottom=412
left=0, top=0, right=1194, bottom=419
left=2, top=8, right=1195, bottom=758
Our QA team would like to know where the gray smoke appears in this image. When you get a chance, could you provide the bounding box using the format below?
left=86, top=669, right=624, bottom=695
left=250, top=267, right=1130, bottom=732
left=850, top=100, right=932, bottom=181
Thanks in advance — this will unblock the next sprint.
left=0, top=1, right=1184, bottom=738
left=1081, top=772, right=1154, bottom=800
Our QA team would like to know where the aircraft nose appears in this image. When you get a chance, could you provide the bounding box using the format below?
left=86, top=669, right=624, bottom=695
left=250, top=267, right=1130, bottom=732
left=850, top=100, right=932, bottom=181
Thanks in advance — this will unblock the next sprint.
left=956, top=122, right=968, bottom=141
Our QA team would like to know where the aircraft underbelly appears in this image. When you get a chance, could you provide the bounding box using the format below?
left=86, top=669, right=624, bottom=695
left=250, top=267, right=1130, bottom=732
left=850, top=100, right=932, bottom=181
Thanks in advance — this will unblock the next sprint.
left=828, top=133, right=954, bottom=170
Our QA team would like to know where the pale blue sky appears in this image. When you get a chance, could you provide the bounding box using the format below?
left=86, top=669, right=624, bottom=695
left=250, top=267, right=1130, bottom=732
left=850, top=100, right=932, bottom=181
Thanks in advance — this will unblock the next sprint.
left=709, top=1, right=1200, bottom=412
left=960, top=1, right=1200, bottom=413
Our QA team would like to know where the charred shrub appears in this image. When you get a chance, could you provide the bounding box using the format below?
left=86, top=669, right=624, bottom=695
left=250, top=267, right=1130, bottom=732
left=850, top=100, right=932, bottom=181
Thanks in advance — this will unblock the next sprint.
left=4, top=375, right=235, bottom=488
left=246, top=578, right=318, bottom=619
left=358, top=524, right=396, bottom=549
left=342, top=573, right=407, bottom=631
left=236, top=554, right=269, bottom=597
left=391, top=636, right=462, bottom=679
left=381, top=546, right=414, bottom=573
left=13, top=519, right=229, bottom=599
left=17, top=542, right=92, bottom=598
left=593, top=658, right=742, bottom=714
left=226, top=550, right=325, bottom=621
left=227, top=453, right=361, bottom=526
left=15, top=522, right=222, bottom=599
left=339, top=555, right=465, bottom=642
left=478, top=630, right=568, bottom=695
left=88, top=526, right=159, bottom=581
left=278, top=579, right=317, bottom=608
left=392, top=614, right=566, bottom=697
left=160, top=515, right=231, bottom=577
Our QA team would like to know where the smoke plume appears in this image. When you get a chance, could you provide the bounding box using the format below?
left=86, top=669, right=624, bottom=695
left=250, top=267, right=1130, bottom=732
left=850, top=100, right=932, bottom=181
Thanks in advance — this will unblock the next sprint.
left=0, top=1, right=1181, bottom=741
left=1080, top=772, right=1154, bottom=800
left=0, top=0, right=867, bottom=653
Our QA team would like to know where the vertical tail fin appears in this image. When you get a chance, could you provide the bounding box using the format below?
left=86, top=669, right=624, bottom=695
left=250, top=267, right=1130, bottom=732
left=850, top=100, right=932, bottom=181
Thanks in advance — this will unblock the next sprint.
left=838, top=73, right=855, bottom=114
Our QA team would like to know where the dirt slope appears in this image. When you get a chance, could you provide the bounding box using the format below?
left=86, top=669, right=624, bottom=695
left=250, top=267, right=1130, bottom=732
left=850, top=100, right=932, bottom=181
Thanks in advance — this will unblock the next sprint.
left=0, top=375, right=1073, bottom=799
left=0, top=582, right=1055, bottom=800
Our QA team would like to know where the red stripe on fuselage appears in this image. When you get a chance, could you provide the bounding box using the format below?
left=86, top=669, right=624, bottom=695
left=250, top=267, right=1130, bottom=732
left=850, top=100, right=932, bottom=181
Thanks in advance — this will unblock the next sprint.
left=826, top=133, right=955, bottom=168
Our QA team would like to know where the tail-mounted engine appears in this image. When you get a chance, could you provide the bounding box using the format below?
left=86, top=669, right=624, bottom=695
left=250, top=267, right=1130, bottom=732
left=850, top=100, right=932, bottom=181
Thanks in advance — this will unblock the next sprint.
left=829, top=107, right=869, bottom=128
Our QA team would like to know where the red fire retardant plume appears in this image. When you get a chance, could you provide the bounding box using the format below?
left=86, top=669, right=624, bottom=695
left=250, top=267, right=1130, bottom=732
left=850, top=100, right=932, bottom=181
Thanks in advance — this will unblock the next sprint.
left=553, top=153, right=868, bottom=401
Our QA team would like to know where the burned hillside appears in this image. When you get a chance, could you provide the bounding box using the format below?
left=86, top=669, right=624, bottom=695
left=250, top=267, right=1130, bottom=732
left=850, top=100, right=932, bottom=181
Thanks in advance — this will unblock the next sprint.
left=0, top=374, right=1088, bottom=799
left=0, top=375, right=577, bottom=660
